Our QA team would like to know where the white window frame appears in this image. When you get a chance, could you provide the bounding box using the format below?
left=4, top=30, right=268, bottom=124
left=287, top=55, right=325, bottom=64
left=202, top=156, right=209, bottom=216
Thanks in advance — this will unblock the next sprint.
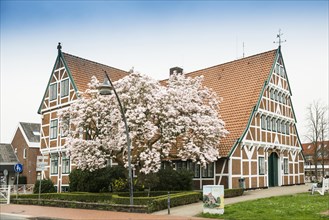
left=51, top=154, right=58, bottom=175
left=49, top=83, right=57, bottom=101
left=259, top=157, right=265, bottom=175
left=50, top=119, right=58, bottom=139
left=284, top=158, right=288, bottom=174
left=62, top=153, right=70, bottom=174
left=23, top=148, right=27, bottom=159
left=60, top=79, right=69, bottom=97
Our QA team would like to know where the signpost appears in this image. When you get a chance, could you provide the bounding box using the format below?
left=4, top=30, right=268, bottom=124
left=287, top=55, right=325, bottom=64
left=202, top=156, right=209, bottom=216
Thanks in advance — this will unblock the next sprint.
left=14, top=163, right=23, bottom=199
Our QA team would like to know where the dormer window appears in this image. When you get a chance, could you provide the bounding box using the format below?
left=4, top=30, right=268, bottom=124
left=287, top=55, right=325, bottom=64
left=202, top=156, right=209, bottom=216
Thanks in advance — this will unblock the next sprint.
left=49, top=83, right=57, bottom=101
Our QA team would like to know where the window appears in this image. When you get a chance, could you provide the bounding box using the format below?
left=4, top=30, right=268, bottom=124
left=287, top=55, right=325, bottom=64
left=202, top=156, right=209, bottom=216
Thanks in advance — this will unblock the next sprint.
left=281, top=121, right=285, bottom=134
left=194, top=163, right=200, bottom=178
left=282, top=95, right=286, bottom=105
left=274, top=90, right=278, bottom=102
left=272, top=118, right=276, bottom=131
left=277, top=119, right=281, bottom=133
left=23, top=148, right=27, bottom=159
left=49, top=83, right=57, bottom=101
left=280, top=66, right=285, bottom=77
left=278, top=92, right=282, bottom=103
left=261, top=115, right=266, bottom=130
left=286, top=123, right=290, bottom=135
left=62, top=153, right=70, bottom=174
left=202, top=163, right=214, bottom=178
left=259, top=157, right=265, bottom=175
left=270, top=89, right=274, bottom=100
left=60, top=79, right=69, bottom=97
left=50, top=119, right=58, bottom=139
left=267, top=117, right=271, bottom=131
left=51, top=154, right=58, bottom=174
left=284, top=158, right=288, bottom=174
left=175, top=161, right=200, bottom=178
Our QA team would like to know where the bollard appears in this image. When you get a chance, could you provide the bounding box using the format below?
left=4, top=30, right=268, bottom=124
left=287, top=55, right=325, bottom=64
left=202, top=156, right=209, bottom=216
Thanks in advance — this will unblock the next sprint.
left=168, top=191, right=170, bottom=215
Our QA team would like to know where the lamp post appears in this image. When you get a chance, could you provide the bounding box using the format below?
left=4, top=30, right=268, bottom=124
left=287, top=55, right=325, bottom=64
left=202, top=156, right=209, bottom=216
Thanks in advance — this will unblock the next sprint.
left=99, top=71, right=133, bottom=206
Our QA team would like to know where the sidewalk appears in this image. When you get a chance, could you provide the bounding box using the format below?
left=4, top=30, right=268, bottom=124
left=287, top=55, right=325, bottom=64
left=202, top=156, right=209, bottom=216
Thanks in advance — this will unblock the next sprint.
left=0, top=184, right=311, bottom=220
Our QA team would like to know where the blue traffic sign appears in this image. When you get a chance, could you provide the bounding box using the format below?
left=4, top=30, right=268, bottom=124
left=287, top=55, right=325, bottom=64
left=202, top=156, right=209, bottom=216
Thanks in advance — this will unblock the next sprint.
left=14, top=163, right=23, bottom=173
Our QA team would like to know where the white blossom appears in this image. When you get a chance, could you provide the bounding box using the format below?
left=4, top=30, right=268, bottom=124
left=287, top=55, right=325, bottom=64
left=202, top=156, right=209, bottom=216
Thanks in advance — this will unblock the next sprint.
left=59, top=72, right=228, bottom=174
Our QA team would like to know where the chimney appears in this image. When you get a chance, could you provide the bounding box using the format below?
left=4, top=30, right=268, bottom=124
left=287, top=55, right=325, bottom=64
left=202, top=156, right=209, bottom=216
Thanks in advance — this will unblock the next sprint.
left=169, top=67, right=183, bottom=76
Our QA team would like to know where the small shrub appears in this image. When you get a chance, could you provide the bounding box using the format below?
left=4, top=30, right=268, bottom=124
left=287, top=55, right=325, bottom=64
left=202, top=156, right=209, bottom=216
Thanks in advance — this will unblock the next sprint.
left=69, top=166, right=126, bottom=193
left=111, top=178, right=128, bottom=192
left=155, top=168, right=194, bottom=191
left=33, top=179, right=56, bottom=193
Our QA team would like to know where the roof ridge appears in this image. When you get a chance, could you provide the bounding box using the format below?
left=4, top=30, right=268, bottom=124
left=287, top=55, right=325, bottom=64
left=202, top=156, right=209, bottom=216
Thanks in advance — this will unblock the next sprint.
left=62, top=52, right=129, bottom=74
left=185, top=48, right=278, bottom=76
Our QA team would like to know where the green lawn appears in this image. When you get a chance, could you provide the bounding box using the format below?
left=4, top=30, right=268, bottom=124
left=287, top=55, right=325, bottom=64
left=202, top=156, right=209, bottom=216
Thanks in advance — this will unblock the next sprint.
left=200, top=193, right=329, bottom=220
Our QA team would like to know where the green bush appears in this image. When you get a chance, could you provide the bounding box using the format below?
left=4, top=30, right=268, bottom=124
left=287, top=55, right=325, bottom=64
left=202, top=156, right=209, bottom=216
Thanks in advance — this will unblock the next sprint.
left=33, top=179, right=56, bottom=194
left=224, top=188, right=244, bottom=198
left=18, top=192, right=112, bottom=202
left=149, top=191, right=200, bottom=212
left=69, top=166, right=126, bottom=193
left=155, top=168, right=194, bottom=191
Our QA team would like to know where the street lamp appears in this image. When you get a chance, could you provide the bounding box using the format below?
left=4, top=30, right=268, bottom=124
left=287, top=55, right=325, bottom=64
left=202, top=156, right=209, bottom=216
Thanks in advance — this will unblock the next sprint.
left=99, top=71, right=133, bottom=206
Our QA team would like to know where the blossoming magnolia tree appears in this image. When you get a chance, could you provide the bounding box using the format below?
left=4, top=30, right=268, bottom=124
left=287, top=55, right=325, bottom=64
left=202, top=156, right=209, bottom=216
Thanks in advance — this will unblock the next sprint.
left=59, top=72, right=228, bottom=174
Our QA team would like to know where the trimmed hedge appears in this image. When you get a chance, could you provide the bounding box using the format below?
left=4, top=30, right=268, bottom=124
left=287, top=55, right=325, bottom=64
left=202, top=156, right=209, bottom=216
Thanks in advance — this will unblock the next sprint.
left=11, top=198, right=148, bottom=213
left=224, top=188, right=244, bottom=198
left=15, top=192, right=112, bottom=202
left=13, top=191, right=200, bottom=213
left=149, top=191, right=200, bottom=212
left=112, top=191, right=200, bottom=212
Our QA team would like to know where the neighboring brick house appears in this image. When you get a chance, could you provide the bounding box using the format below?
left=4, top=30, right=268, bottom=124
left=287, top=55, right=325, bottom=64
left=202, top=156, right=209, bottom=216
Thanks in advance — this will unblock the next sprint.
left=0, top=143, right=19, bottom=186
left=37, top=43, right=129, bottom=192
left=302, top=141, right=329, bottom=181
left=38, top=44, right=304, bottom=191
left=11, top=122, right=41, bottom=184
left=170, top=46, right=305, bottom=189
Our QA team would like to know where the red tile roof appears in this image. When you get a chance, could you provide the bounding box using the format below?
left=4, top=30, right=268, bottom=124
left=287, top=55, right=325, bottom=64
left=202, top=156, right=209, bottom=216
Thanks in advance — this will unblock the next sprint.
left=62, top=52, right=129, bottom=92
left=302, top=141, right=329, bottom=156
left=185, top=49, right=278, bottom=156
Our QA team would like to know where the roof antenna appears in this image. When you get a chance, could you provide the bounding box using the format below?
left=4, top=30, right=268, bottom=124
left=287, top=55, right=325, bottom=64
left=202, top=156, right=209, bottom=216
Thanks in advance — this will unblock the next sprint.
left=243, top=42, right=245, bottom=58
left=273, top=29, right=287, bottom=47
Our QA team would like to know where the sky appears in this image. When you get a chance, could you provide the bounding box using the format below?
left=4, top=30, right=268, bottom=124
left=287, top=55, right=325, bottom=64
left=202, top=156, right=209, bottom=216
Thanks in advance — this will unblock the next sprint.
left=1, top=1, right=328, bottom=143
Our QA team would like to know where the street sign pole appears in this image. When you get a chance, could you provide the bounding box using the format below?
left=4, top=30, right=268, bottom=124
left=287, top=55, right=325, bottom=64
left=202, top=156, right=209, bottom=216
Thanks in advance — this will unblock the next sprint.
left=16, top=172, right=19, bottom=199
left=14, top=163, right=23, bottom=199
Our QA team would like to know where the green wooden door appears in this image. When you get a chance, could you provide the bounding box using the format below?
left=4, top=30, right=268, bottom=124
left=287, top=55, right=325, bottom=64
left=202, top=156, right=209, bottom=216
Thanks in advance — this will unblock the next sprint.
left=268, top=153, right=278, bottom=187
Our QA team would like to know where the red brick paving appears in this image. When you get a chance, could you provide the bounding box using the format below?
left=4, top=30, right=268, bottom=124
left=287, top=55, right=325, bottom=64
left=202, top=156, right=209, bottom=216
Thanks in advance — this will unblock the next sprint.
left=0, top=204, right=206, bottom=220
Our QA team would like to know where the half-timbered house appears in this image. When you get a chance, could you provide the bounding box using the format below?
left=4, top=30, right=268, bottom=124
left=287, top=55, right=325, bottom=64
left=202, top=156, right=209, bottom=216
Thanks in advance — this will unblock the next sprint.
left=38, top=44, right=304, bottom=191
left=172, top=46, right=305, bottom=189
left=37, top=44, right=128, bottom=192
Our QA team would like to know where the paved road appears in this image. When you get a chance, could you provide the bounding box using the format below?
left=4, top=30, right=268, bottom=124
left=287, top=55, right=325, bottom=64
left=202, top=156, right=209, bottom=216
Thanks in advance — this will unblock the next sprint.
left=0, top=184, right=311, bottom=220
